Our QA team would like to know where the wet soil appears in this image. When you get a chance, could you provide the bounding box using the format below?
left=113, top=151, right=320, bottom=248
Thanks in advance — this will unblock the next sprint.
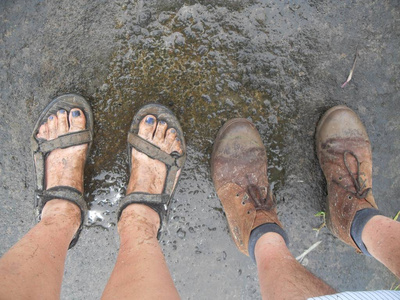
left=1, top=0, right=399, bottom=299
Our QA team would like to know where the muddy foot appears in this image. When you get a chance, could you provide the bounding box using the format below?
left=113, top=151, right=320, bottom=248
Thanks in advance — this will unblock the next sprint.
left=37, top=108, right=88, bottom=221
left=126, top=114, right=183, bottom=195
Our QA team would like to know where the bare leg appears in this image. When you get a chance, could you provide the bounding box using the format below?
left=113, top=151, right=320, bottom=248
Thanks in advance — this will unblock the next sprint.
left=0, top=108, right=88, bottom=299
left=101, top=205, right=179, bottom=300
left=255, top=233, right=336, bottom=300
left=0, top=201, right=80, bottom=299
left=102, top=114, right=182, bottom=300
left=362, top=215, right=400, bottom=278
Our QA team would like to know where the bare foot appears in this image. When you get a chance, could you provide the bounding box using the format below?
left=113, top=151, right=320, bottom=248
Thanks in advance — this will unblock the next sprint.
left=36, top=108, right=88, bottom=226
left=120, top=115, right=183, bottom=230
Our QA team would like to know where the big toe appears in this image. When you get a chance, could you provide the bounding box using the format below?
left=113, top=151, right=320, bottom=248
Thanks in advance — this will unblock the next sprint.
left=138, top=115, right=157, bottom=141
left=69, top=108, right=86, bottom=132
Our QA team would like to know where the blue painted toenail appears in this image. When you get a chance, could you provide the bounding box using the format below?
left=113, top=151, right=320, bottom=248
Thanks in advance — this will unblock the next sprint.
left=72, top=110, right=81, bottom=117
left=48, top=116, right=54, bottom=120
left=176, top=137, right=180, bottom=141
left=59, top=109, right=66, bottom=114
left=146, top=116, right=155, bottom=125
left=160, top=120, right=166, bottom=125
left=170, top=128, right=176, bottom=133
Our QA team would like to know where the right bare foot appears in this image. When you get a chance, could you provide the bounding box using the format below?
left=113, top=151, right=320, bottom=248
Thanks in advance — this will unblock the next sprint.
left=36, top=108, right=89, bottom=228
left=119, top=114, right=183, bottom=231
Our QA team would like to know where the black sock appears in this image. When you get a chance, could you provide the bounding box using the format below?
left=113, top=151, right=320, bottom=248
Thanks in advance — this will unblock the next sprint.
left=248, top=223, right=289, bottom=263
left=350, top=208, right=383, bottom=256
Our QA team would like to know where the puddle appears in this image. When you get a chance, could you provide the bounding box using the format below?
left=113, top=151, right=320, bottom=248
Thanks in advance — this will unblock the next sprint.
left=85, top=2, right=304, bottom=228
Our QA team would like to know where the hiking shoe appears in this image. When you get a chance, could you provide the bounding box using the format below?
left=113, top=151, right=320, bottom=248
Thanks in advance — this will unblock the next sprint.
left=211, top=118, right=283, bottom=256
left=316, top=105, right=378, bottom=251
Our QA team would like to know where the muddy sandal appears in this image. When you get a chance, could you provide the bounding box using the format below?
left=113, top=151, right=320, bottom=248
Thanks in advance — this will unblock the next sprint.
left=31, top=94, right=94, bottom=249
left=117, top=104, right=187, bottom=238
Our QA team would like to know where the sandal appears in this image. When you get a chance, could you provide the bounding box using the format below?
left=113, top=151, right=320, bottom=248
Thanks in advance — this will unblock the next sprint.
left=31, top=94, right=94, bottom=248
left=117, top=104, right=187, bottom=238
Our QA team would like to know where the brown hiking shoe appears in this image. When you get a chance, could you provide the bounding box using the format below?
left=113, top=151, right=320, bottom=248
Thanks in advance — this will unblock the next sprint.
left=316, top=105, right=378, bottom=252
left=211, top=118, right=283, bottom=256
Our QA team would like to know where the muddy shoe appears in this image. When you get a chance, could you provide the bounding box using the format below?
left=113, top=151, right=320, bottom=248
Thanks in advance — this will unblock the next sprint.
left=316, top=105, right=380, bottom=253
left=211, top=118, right=287, bottom=257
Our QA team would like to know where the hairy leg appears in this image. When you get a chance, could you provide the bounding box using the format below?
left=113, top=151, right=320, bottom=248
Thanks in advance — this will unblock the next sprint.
left=256, top=233, right=336, bottom=300
left=0, top=107, right=88, bottom=300
left=362, top=215, right=400, bottom=278
left=101, top=205, right=179, bottom=300
left=102, top=114, right=182, bottom=300
left=0, top=201, right=80, bottom=300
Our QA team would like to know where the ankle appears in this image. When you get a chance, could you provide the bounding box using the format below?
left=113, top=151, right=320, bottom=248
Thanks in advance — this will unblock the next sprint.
left=41, top=199, right=81, bottom=232
left=118, top=204, right=160, bottom=238
left=249, top=224, right=289, bottom=263
left=361, top=215, right=393, bottom=247
left=350, top=208, right=383, bottom=255
left=254, top=232, right=291, bottom=264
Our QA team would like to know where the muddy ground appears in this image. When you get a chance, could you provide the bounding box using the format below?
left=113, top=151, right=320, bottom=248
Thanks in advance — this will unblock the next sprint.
left=1, top=0, right=399, bottom=299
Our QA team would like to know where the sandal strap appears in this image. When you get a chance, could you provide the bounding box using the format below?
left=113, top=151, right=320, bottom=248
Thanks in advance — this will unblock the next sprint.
left=118, top=192, right=170, bottom=237
left=38, top=186, right=86, bottom=208
left=35, top=186, right=87, bottom=249
left=32, top=130, right=92, bottom=153
left=128, top=132, right=174, bottom=165
left=31, top=130, right=93, bottom=191
left=127, top=132, right=184, bottom=195
left=128, top=132, right=185, bottom=168
left=164, top=165, right=179, bottom=195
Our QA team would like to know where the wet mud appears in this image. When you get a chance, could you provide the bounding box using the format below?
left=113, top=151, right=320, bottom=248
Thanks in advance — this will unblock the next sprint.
left=1, top=0, right=399, bottom=299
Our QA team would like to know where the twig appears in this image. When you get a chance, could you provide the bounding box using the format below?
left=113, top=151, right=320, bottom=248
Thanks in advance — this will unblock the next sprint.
left=296, top=241, right=322, bottom=263
left=341, top=48, right=359, bottom=88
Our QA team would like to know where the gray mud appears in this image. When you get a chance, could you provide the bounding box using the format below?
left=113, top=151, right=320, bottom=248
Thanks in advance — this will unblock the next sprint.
left=1, top=0, right=399, bottom=299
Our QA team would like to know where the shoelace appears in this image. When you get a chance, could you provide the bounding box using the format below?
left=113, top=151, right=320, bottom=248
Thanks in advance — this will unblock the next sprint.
left=333, top=151, right=371, bottom=199
left=247, top=184, right=275, bottom=210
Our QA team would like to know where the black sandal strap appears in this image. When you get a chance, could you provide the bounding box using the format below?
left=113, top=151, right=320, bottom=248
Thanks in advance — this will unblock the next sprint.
left=36, top=186, right=87, bottom=249
left=164, top=165, right=179, bottom=195
left=32, top=130, right=92, bottom=153
left=128, top=132, right=176, bottom=166
left=118, top=192, right=170, bottom=237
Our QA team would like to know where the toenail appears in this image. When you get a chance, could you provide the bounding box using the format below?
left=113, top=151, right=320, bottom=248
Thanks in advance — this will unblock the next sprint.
left=170, top=128, right=176, bottom=134
left=48, top=116, right=54, bottom=120
left=160, top=120, right=166, bottom=125
left=146, top=116, right=155, bottom=125
left=72, top=110, right=81, bottom=117
left=175, top=137, right=180, bottom=141
left=59, top=109, right=66, bottom=114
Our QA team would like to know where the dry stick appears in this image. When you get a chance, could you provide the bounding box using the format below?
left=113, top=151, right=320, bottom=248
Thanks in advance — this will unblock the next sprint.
left=296, top=241, right=322, bottom=263
left=341, top=48, right=359, bottom=88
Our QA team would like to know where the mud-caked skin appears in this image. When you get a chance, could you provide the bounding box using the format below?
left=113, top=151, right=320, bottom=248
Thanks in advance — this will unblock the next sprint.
left=211, top=118, right=283, bottom=256
left=316, top=106, right=378, bottom=252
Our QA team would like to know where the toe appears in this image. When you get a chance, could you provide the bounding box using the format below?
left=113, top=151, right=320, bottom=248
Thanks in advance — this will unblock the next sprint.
left=47, top=115, right=58, bottom=140
left=69, top=108, right=86, bottom=132
left=57, top=109, right=68, bottom=135
left=163, top=128, right=177, bottom=153
left=138, top=115, right=157, bottom=141
left=153, top=120, right=168, bottom=143
left=37, top=123, right=49, bottom=140
left=171, top=137, right=183, bottom=155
